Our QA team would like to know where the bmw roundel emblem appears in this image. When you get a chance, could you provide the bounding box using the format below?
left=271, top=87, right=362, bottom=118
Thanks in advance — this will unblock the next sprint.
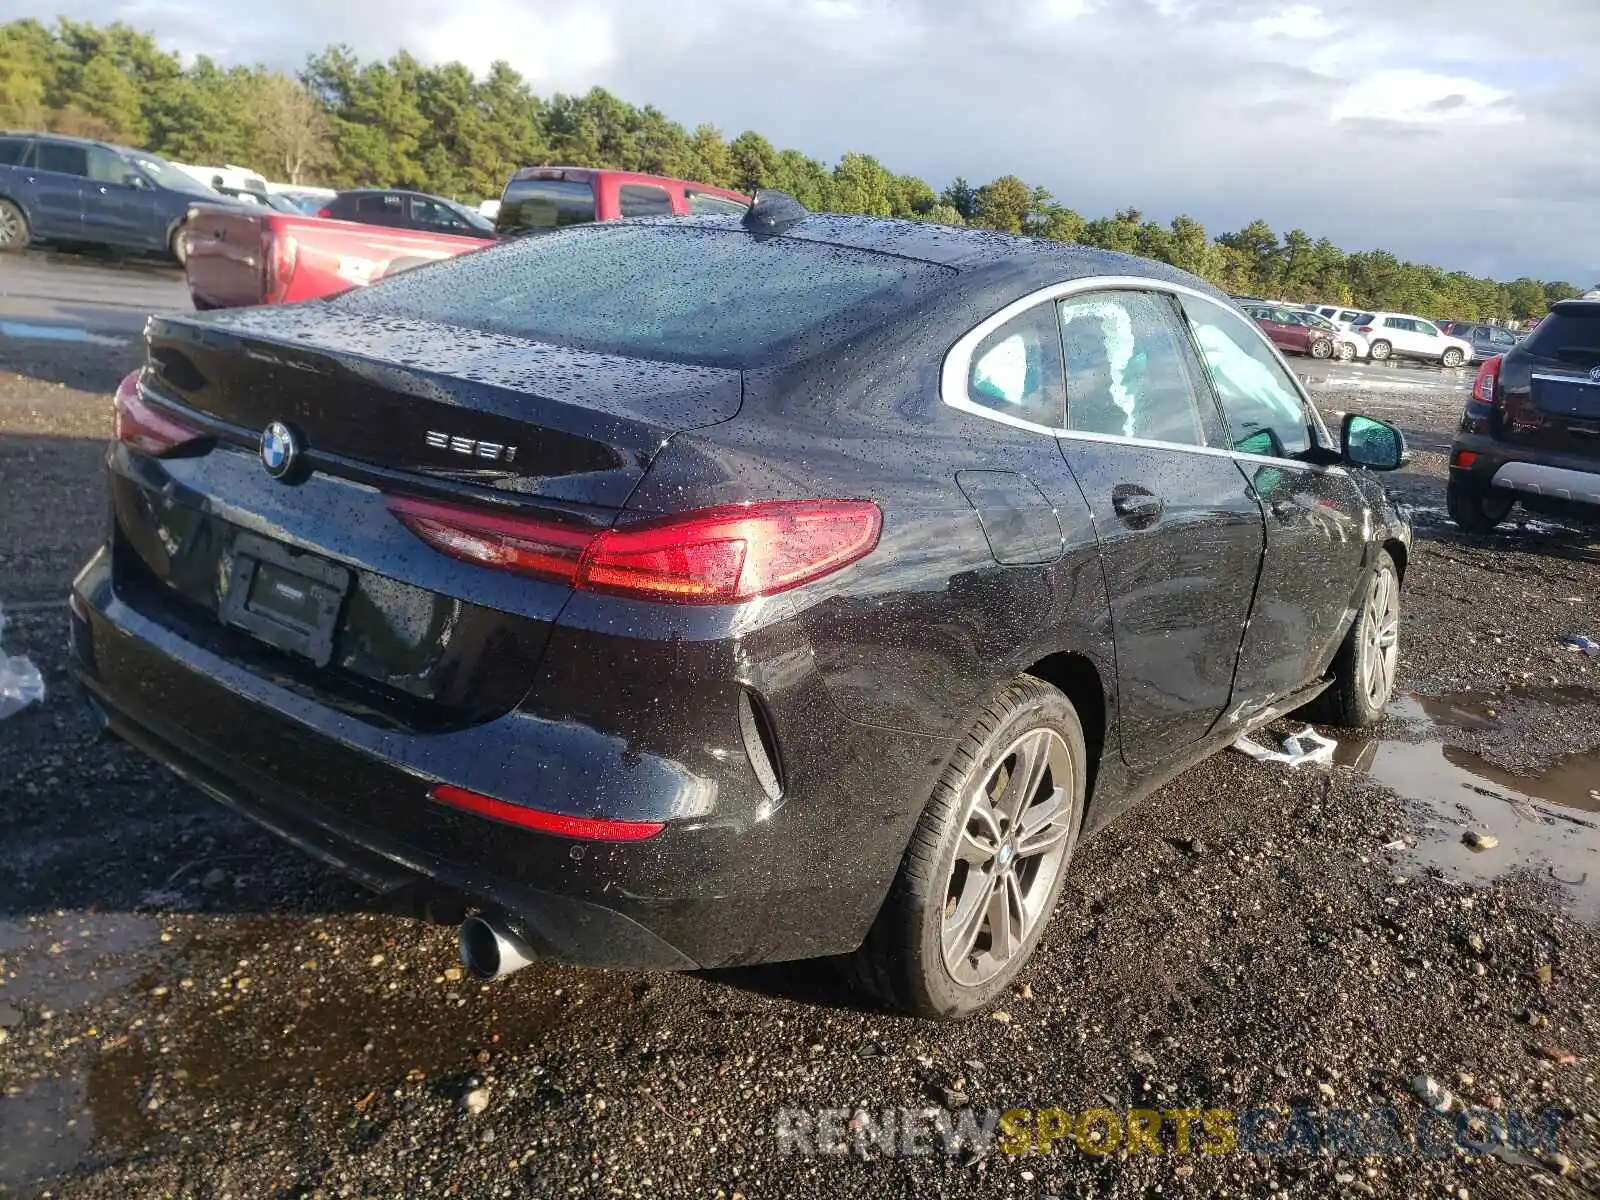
left=259, top=421, right=303, bottom=480
left=1589, top=366, right=1600, bottom=384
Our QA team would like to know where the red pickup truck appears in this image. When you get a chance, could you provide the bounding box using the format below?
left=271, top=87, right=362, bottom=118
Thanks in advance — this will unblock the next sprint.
left=182, top=206, right=489, bottom=309
left=184, top=169, right=751, bottom=310
left=493, top=167, right=749, bottom=234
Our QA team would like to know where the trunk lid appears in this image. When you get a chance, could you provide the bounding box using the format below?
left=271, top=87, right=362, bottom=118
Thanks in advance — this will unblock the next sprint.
left=118, top=310, right=742, bottom=729
left=144, top=308, right=743, bottom=507
left=1499, top=305, right=1600, bottom=454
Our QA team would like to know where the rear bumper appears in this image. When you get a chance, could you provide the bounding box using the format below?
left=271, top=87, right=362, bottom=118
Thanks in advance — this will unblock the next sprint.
left=70, top=545, right=944, bottom=970
left=1449, top=433, right=1600, bottom=507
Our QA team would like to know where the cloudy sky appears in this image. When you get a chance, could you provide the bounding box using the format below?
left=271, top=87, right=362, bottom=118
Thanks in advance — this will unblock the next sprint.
left=11, top=0, right=1598, bottom=282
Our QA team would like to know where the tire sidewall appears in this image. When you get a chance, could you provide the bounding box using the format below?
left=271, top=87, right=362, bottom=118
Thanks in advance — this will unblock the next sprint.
left=910, top=684, right=1086, bottom=1017
left=0, top=199, right=28, bottom=251
left=1371, top=340, right=1391, bottom=360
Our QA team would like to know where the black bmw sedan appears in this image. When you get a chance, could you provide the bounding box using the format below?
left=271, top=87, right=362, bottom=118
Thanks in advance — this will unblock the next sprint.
left=71, top=196, right=1411, bottom=1018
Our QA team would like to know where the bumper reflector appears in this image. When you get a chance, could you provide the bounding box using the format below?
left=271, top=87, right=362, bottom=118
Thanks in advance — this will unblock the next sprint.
left=428, top=784, right=665, bottom=841
left=1453, top=450, right=1479, bottom=469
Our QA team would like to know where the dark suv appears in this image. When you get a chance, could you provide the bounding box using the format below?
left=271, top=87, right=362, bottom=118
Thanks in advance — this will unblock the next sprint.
left=1448, top=300, right=1600, bottom=530
left=318, top=189, right=497, bottom=239
left=0, top=132, right=228, bottom=261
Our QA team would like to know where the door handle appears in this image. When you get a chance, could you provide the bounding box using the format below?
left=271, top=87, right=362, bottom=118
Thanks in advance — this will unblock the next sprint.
left=1111, top=484, right=1163, bottom=525
left=97, top=186, right=108, bottom=194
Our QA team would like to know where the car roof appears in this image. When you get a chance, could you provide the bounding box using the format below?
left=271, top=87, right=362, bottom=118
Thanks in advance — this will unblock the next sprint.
left=506, top=165, right=748, bottom=201
left=1550, top=299, right=1600, bottom=317
left=0, top=130, right=137, bottom=154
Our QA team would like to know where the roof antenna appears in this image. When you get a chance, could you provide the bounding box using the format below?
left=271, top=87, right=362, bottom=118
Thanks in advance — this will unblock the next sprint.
left=741, top=189, right=808, bottom=237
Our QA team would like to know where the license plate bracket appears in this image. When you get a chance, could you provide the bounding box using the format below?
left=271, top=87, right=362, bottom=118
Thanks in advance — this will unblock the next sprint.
left=221, top=532, right=351, bottom=667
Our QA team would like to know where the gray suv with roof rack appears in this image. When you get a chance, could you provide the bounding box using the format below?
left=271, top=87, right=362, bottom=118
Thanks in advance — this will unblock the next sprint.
left=1447, top=300, right=1600, bottom=530
left=0, top=131, right=236, bottom=262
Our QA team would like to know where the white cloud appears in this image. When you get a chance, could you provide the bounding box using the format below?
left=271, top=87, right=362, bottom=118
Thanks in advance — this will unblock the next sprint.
left=1331, top=68, right=1520, bottom=126
left=14, top=0, right=1599, bottom=281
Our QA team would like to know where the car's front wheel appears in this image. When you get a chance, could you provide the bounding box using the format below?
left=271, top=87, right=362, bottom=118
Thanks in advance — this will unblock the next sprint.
left=1311, top=338, right=1334, bottom=360
left=852, top=676, right=1085, bottom=1018
left=1301, top=550, right=1401, bottom=728
left=1441, top=347, right=1465, bottom=368
left=1369, top=339, right=1392, bottom=361
left=1446, top=474, right=1514, bottom=533
left=0, top=199, right=29, bottom=252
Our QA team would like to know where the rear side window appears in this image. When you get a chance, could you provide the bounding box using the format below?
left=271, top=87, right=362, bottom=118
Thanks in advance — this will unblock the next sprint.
left=355, top=194, right=403, bottom=221
left=496, top=177, right=595, bottom=234
left=1177, top=295, right=1311, bottom=458
left=618, top=184, right=673, bottom=218
left=966, top=304, right=1065, bottom=428
left=1522, top=309, right=1600, bottom=366
left=34, top=142, right=88, bottom=176
left=339, top=224, right=955, bottom=368
left=0, top=137, right=28, bottom=166
left=1060, top=291, right=1210, bottom=446
left=687, top=190, right=748, bottom=216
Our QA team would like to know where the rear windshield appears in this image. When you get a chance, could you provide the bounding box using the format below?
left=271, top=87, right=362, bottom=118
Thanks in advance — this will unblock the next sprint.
left=1522, top=308, right=1600, bottom=367
left=496, top=177, right=595, bottom=234
left=336, top=224, right=955, bottom=368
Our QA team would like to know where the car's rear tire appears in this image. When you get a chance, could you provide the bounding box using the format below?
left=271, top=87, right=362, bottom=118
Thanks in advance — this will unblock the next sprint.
left=1337, top=341, right=1357, bottom=362
left=1299, top=550, right=1400, bottom=729
left=0, top=199, right=29, bottom=252
left=1446, top=475, right=1514, bottom=533
left=169, top=227, right=188, bottom=267
left=1441, top=347, right=1465, bottom=368
left=1369, top=339, right=1392, bottom=361
left=851, top=676, right=1085, bottom=1019
left=1311, top=338, right=1334, bottom=360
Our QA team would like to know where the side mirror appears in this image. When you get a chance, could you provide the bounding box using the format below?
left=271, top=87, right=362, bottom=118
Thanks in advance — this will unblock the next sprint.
left=123, top=173, right=148, bottom=190
left=1342, top=413, right=1406, bottom=471
left=1235, top=426, right=1284, bottom=458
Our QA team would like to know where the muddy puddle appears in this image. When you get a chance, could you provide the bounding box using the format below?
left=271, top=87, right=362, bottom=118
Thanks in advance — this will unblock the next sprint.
left=1337, top=689, right=1600, bottom=919
left=0, top=912, right=632, bottom=1190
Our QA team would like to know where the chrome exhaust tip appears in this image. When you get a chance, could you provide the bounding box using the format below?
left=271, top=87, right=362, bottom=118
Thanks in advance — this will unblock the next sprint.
left=458, top=914, right=536, bottom=982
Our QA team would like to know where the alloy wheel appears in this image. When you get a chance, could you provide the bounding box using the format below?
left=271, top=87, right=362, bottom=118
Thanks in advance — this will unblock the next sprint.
left=0, top=203, right=22, bottom=248
left=1370, top=340, right=1391, bottom=361
left=941, top=728, right=1074, bottom=987
left=1312, top=338, right=1333, bottom=359
left=1361, top=565, right=1399, bottom=708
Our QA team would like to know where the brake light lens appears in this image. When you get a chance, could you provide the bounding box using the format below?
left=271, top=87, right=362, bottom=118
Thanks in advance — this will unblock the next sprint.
left=429, top=784, right=664, bottom=841
left=263, top=232, right=299, bottom=304
left=112, top=370, right=200, bottom=454
left=1471, top=354, right=1502, bottom=404
left=388, top=496, right=882, bottom=604
left=1354, top=325, right=1373, bottom=334
left=315, top=206, right=332, bottom=219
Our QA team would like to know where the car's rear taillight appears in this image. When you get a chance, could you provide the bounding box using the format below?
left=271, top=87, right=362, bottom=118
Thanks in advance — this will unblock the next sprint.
left=388, top=496, right=882, bottom=604
left=263, top=232, right=299, bottom=304
left=112, top=370, right=201, bottom=455
left=1471, top=354, right=1502, bottom=404
left=315, top=206, right=332, bottom=219
left=1354, top=325, right=1373, bottom=334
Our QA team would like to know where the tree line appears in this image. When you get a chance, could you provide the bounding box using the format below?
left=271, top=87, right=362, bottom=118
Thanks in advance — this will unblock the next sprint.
left=0, top=17, right=1580, bottom=322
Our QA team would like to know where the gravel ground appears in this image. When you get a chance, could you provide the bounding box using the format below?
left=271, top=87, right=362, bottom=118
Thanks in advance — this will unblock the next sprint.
left=2, top=285, right=1598, bottom=1198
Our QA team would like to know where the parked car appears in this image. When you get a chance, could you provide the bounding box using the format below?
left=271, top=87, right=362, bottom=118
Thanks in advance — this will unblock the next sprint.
left=1242, top=303, right=1339, bottom=360
left=1352, top=313, right=1474, bottom=366
left=494, top=167, right=749, bottom=236
left=1250, top=305, right=1368, bottom=361
left=74, top=196, right=1411, bottom=1019
left=182, top=204, right=489, bottom=309
left=0, top=131, right=240, bottom=261
left=1447, top=299, right=1600, bottom=531
left=1443, top=321, right=1521, bottom=362
left=317, top=189, right=498, bottom=239
left=1313, top=306, right=1377, bottom=331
